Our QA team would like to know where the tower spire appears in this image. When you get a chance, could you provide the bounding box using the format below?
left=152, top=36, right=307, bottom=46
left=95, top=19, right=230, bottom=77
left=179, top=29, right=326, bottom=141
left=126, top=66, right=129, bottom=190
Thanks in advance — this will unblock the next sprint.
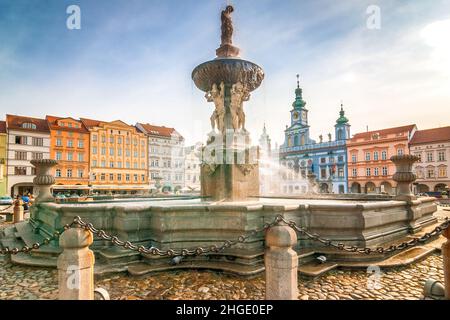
left=296, top=74, right=300, bottom=89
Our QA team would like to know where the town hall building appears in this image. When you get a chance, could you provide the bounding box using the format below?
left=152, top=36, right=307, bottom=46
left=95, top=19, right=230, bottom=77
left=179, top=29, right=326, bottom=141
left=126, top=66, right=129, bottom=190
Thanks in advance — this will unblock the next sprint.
left=279, top=77, right=351, bottom=194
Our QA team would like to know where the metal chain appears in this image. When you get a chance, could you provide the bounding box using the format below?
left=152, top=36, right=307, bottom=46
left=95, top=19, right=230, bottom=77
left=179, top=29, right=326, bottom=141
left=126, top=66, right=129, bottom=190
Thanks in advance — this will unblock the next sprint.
left=0, top=204, right=14, bottom=213
left=72, top=216, right=278, bottom=257
left=275, top=215, right=450, bottom=255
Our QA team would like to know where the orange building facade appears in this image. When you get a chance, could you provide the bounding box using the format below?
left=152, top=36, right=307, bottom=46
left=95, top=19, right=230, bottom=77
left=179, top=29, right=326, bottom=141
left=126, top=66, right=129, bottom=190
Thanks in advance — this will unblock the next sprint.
left=81, top=119, right=149, bottom=194
left=46, top=116, right=90, bottom=193
left=347, top=125, right=417, bottom=195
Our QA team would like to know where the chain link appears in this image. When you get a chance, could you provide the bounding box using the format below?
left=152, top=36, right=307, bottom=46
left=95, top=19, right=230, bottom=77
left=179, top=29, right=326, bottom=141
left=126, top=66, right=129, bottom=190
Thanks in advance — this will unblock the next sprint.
left=275, top=215, right=450, bottom=255
left=1, top=214, right=449, bottom=257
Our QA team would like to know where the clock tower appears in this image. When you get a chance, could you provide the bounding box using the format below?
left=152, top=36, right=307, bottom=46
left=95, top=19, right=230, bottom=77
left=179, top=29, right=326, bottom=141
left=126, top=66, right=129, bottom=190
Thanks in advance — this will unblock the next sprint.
left=291, top=74, right=308, bottom=127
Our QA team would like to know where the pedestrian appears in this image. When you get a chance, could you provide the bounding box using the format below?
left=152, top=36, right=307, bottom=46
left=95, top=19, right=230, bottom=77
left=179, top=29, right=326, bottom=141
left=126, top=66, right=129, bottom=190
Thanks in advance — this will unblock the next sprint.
left=21, top=193, right=30, bottom=211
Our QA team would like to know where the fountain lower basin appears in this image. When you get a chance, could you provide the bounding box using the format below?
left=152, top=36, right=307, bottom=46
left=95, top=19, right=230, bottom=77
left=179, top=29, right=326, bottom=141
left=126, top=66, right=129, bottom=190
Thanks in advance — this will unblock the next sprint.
left=3, top=195, right=437, bottom=276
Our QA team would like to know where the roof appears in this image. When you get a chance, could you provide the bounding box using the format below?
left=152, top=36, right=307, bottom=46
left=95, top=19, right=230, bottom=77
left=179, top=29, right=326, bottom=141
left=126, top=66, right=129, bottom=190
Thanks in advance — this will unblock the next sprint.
left=46, top=115, right=89, bottom=133
left=6, top=114, right=50, bottom=133
left=410, top=126, right=450, bottom=145
left=352, top=124, right=416, bottom=140
left=80, top=118, right=103, bottom=129
left=0, top=121, right=6, bottom=134
left=137, top=123, right=184, bottom=139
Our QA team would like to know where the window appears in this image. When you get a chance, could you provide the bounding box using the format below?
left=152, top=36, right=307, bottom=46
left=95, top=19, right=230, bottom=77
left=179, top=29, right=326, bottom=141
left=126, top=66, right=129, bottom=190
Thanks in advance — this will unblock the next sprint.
left=67, top=169, right=72, bottom=178
left=67, top=139, right=73, bottom=148
left=67, top=152, right=73, bottom=161
left=109, top=173, right=114, bottom=181
left=32, top=138, right=43, bottom=146
left=374, top=168, right=379, bottom=176
left=101, top=173, right=106, bottom=181
left=374, top=151, right=379, bottom=161
left=329, top=157, right=335, bottom=164
left=78, top=153, right=84, bottom=162
left=126, top=174, right=130, bottom=181
left=427, top=169, right=435, bottom=178
left=32, top=152, right=43, bottom=160
left=92, top=147, right=98, bottom=155
left=134, top=162, right=138, bottom=169
left=117, top=174, right=122, bottom=181
left=15, top=151, right=27, bottom=160
left=438, top=168, right=447, bottom=178
left=78, top=170, right=83, bottom=178
left=141, top=162, right=145, bottom=169
left=109, top=148, right=114, bottom=156
left=101, top=135, right=106, bottom=143
left=381, top=151, right=387, bottom=160
left=321, top=168, right=327, bottom=179
left=56, top=169, right=62, bottom=177
left=134, top=174, right=138, bottom=182
left=126, top=149, right=130, bottom=157
left=427, top=152, right=433, bottom=162
left=118, top=148, right=122, bottom=156
left=366, top=168, right=371, bottom=176
left=365, top=152, right=371, bottom=161
left=92, top=160, right=97, bottom=167
left=92, top=134, right=98, bottom=142
left=101, top=147, right=106, bottom=155
left=352, top=154, right=357, bottom=163
left=110, top=161, right=114, bottom=168
left=438, top=151, right=446, bottom=162
left=126, top=162, right=130, bottom=169
left=141, top=174, right=145, bottom=182
left=109, top=136, right=114, bottom=144
left=415, top=153, right=422, bottom=162
left=320, top=158, right=326, bottom=164
left=397, top=149, right=404, bottom=156
left=21, top=122, right=36, bottom=130
left=14, top=167, right=27, bottom=175
left=15, top=136, right=27, bottom=145
left=352, top=168, right=357, bottom=177
left=338, top=156, right=344, bottom=163
left=101, top=160, right=106, bottom=167
left=78, top=140, right=84, bottom=148
left=56, top=138, right=62, bottom=147
left=338, top=168, right=344, bottom=178
left=117, top=161, right=122, bottom=168
left=118, top=137, right=122, bottom=144
left=382, top=167, right=388, bottom=176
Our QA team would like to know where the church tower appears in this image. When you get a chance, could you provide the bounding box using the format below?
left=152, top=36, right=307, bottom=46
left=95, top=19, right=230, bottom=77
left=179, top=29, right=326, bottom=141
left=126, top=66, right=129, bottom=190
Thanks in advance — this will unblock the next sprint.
left=335, top=103, right=351, bottom=141
left=259, top=123, right=272, bottom=156
left=284, top=75, right=312, bottom=148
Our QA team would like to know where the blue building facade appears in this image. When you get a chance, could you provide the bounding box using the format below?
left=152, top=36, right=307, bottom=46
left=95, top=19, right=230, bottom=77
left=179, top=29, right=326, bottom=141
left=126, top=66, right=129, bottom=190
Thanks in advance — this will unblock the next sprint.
left=279, top=78, right=351, bottom=194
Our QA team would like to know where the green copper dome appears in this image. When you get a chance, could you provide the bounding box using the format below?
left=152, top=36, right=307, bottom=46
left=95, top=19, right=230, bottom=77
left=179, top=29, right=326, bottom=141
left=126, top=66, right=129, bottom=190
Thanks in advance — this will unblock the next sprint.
left=336, top=104, right=349, bottom=125
left=293, top=75, right=306, bottom=110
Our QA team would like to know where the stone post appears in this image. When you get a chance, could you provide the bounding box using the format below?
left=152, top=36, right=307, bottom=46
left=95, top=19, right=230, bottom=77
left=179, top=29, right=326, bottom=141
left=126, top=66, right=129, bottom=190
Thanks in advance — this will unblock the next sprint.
left=391, top=155, right=419, bottom=201
left=30, top=159, right=58, bottom=203
left=443, top=227, right=450, bottom=299
left=13, top=199, right=24, bottom=223
left=265, top=225, right=298, bottom=300
left=57, top=228, right=95, bottom=300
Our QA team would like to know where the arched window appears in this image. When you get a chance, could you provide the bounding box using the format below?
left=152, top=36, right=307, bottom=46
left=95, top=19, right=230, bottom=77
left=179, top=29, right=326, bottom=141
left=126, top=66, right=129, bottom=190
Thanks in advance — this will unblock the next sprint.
left=337, top=129, right=343, bottom=140
left=294, top=135, right=299, bottom=146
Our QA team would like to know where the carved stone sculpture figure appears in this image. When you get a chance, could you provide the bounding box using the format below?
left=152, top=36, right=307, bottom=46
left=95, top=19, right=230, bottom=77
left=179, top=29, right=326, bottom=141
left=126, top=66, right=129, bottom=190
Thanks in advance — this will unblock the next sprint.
left=230, top=82, right=250, bottom=131
left=206, top=82, right=225, bottom=133
left=221, top=5, right=234, bottom=45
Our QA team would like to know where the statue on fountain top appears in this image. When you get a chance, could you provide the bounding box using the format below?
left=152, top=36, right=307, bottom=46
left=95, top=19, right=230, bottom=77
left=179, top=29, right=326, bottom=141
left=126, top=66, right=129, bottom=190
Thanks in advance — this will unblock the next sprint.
left=216, top=5, right=240, bottom=58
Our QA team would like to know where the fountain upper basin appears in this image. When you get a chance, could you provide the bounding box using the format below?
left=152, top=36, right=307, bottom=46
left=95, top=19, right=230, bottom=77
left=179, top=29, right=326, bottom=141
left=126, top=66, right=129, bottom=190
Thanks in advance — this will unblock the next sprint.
left=192, top=58, right=265, bottom=92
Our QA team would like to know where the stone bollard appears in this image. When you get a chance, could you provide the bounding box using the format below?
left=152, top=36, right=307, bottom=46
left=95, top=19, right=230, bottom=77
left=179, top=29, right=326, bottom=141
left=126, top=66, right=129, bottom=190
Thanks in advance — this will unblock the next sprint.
left=443, top=227, right=450, bottom=299
left=13, top=200, right=24, bottom=223
left=265, top=225, right=298, bottom=300
left=57, top=228, right=95, bottom=300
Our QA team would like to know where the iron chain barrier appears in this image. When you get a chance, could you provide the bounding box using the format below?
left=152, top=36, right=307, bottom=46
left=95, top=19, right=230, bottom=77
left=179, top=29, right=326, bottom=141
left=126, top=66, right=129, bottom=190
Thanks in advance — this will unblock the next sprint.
left=0, top=204, right=14, bottom=213
left=0, top=215, right=449, bottom=257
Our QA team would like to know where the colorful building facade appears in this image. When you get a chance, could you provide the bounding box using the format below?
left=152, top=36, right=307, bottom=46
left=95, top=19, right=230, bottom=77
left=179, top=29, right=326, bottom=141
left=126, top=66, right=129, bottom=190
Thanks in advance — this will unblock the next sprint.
left=347, top=124, right=417, bottom=194
left=81, top=118, right=149, bottom=194
left=279, top=79, right=351, bottom=194
left=46, top=116, right=90, bottom=194
left=6, top=115, right=51, bottom=196
left=410, top=126, right=450, bottom=194
left=0, top=121, right=7, bottom=196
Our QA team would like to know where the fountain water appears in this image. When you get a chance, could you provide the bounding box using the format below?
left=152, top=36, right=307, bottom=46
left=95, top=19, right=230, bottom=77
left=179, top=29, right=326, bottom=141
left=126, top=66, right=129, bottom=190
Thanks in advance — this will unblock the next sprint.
left=0, top=6, right=440, bottom=277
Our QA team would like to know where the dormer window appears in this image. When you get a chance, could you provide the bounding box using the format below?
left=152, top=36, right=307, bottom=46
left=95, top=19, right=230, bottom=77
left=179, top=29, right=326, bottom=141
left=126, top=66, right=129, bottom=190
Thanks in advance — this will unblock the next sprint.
left=21, top=122, right=36, bottom=130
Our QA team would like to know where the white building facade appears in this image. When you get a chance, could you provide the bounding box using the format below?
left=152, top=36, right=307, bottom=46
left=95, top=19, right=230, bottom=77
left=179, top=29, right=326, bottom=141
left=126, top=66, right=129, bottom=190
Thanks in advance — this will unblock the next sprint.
left=6, top=115, right=50, bottom=196
left=184, top=143, right=202, bottom=192
left=411, top=126, right=450, bottom=194
left=136, top=123, right=185, bottom=192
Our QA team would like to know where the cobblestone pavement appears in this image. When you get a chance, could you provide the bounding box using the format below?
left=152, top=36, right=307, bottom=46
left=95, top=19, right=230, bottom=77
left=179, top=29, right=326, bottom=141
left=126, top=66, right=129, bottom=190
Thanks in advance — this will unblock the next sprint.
left=0, top=205, right=447, bottom=300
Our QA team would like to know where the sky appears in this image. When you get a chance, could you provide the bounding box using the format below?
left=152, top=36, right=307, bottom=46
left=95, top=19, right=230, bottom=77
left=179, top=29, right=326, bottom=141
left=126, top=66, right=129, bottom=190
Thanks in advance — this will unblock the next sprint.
left=0, top=0, right=449, bottom=146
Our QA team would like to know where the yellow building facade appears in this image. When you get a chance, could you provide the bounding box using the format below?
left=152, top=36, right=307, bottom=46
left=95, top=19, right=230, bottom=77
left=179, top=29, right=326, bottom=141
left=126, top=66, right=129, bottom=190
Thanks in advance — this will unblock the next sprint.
left=81, top=119, right=148, bottom=194
left=0, top=121, right=7, bottom=196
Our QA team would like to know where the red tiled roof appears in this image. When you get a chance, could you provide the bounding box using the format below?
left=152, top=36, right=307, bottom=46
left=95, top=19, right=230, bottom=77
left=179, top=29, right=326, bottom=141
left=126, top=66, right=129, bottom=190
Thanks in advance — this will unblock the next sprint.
left=80, top=118, right=103, bottom=129
left=137, top=123, right=183, bottom=139
left=352, top=124, right=416, bottom=140
left=46, top=115, right=89, bottom=133
left=0, top=121, right=6, bottom=134
left=6, top=114, right=50, bottom=133
left=410, top=126, right=450, bottom=145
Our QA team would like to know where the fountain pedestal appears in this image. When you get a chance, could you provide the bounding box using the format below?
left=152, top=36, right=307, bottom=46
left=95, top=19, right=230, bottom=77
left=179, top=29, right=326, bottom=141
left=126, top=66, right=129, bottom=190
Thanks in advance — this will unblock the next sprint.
left=391, top=155, right=419, bottom=201
left=31, top=159, right=58, bottom=203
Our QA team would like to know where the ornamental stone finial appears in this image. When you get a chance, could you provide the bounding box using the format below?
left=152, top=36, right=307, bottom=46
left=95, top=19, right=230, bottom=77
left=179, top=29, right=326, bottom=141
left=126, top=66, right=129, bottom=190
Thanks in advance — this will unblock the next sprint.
left=31, top=159, right=58, bottom=203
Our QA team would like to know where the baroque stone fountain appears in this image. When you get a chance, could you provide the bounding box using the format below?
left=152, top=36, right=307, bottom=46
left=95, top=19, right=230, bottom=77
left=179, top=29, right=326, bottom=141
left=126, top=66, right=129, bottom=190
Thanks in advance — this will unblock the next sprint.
left=0, top=6, right=440, bottom=277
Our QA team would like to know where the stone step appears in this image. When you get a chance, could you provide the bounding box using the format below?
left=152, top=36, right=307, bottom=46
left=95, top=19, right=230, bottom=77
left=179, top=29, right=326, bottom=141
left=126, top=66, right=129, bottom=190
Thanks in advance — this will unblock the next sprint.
left=298, top=261, right=339, bottom=277
left=15, top=221, right=61, bottom=255
left=11, top=252, right=57, bottom=268
left=128, top=260, right=265, bottom=277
